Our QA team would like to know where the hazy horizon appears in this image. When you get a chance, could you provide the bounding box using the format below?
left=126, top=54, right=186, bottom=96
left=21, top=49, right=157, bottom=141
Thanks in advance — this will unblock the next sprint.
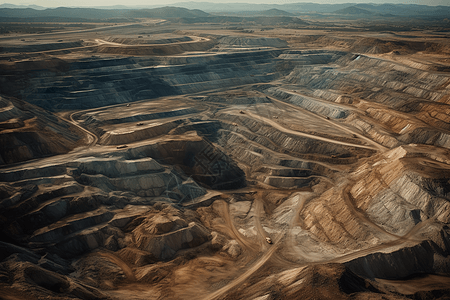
left=2, top=0, right=450, bottom=8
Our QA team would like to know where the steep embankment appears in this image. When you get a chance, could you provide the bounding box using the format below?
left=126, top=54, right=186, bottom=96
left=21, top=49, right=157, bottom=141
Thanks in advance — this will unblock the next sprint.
left=1, top=50, right=288, bottom=111
left=0, top=96, right=82, bottom=164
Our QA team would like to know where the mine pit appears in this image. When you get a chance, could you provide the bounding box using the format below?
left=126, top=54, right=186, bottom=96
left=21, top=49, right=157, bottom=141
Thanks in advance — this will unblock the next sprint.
left=0, top=4, right=450, bottom=300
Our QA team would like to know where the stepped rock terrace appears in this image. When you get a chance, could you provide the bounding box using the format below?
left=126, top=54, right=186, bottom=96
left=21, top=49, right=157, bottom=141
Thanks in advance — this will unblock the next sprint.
left=0, top=10, right=450, bottom=300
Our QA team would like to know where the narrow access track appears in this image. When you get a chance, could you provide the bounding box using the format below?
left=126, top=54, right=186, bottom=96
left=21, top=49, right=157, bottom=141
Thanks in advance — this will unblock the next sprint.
left=204, top=240, right=280, bottom=300
left=94, top=35, right=210, bottom=47
left=204, top=193, right=313, bottom=300
left=68, top=111, right=98, bottom=146
left=242, top=110, right=378, bottom=151
left=265, top=92, right=388, bottom=152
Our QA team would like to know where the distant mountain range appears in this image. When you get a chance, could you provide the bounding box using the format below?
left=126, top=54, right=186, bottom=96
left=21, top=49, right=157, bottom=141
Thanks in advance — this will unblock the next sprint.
left=333, top=3, right=449, bottom=17
left=334, top=6, right=375, bottom=15
left=258, top=9, right=294, bottom=17
left=0, top=6, right=210, bottom=20
left=0, top=3, right=448, bottom=21
left=171, top=2, right=350, bottom=13
left=0, top=3, right=45, bottom=9
left=128, top=6, right=209, bottom=18
left=171, top=2, right=450, bottom=16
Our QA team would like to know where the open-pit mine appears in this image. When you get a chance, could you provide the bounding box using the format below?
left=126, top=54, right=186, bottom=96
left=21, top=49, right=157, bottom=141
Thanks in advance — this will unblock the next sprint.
left=1, top=5, right=450, bottom=300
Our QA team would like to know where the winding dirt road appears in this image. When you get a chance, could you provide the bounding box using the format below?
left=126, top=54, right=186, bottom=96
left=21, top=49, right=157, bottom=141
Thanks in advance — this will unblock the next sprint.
left=94, top=35, right=209, bottom=47
left=204, top=192, right=313, bottom=300
left=265, top=92, right=388, bottom=152
left=242, top=110, right=378, bottom=151
left=69, top=111, right=98, bottom=146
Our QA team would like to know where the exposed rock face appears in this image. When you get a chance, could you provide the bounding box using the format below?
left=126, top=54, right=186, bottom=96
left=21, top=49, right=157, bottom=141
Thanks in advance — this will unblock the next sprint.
left=126, top=133, right=247, bottom=190
left=95, top=37, right=216, bottom=56
left=0, top=149, right=208, bottom=260
left=350, top=145, right=450, bottom=235
left=134, top=221, right=211, bottom=260
left=74, top=255, right=127, bottom=290
left=0, top=259, right=111, bottom=300
left=215, top=36, right=288, bottom=50
left=110, top=206, right=214, bottom=266
left=345, top=234, right=450, bottom=280
left=1, top=50, right=288, bottom=111
left=0, top=96, right=82, bottom=164
left=223, top=263, right=392, bottom=300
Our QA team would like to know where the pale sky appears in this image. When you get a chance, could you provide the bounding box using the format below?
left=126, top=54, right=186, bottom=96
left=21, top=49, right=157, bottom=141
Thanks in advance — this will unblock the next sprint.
left=3, top=0, right=450, bottom=7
